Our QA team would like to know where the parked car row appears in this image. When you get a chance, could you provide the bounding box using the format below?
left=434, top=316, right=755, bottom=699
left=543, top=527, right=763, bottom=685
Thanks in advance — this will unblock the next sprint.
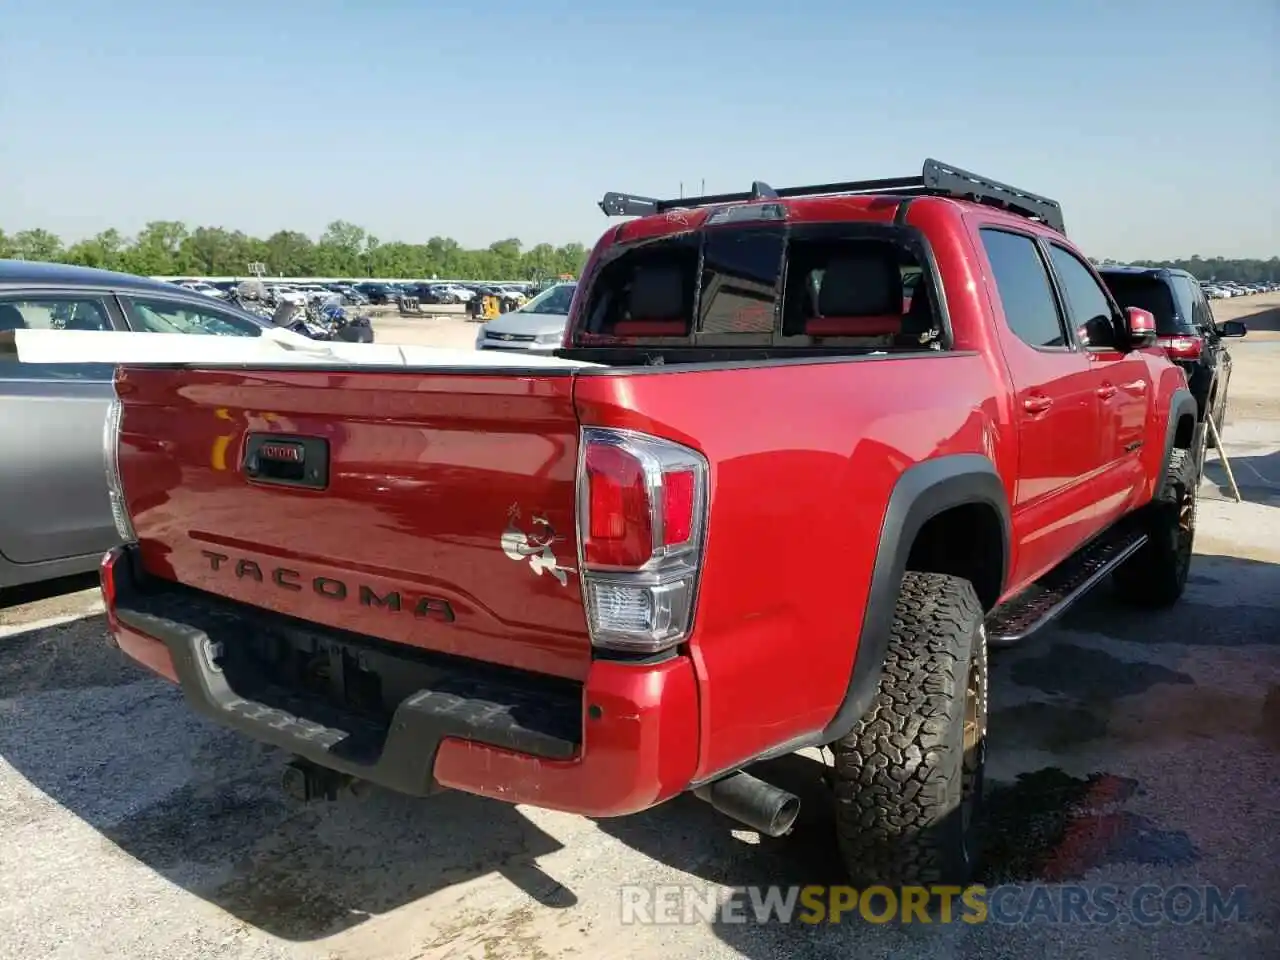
left=166, top=277, right=542, bottom=309
left=1200, top=279, right=1278, bottom=299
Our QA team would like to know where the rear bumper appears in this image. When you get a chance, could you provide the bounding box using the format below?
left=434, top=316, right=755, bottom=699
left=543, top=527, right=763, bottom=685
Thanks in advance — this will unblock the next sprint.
left=101, top=545, right=699, bottom=816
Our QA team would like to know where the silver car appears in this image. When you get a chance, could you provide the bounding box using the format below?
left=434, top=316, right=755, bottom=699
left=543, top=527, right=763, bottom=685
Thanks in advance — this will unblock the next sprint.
left=0, top=259, right=277, bottom=591
left=474, top=282, right=577, bottom=353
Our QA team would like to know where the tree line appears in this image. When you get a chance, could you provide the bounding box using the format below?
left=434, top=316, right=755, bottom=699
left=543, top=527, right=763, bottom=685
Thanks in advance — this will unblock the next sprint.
left=0, top=220, right=1275, bottom=283
left=0, top=221, right=590, bottom=281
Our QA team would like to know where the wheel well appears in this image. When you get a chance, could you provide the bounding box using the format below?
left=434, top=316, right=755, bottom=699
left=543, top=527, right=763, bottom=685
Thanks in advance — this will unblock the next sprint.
left=1174, top=412, right=1196, bottom=448
left=905, top=503, right=1005, bottom=612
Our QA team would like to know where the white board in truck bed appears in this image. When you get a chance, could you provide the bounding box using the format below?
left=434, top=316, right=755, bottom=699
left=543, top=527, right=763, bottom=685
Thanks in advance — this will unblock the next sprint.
left=0, top=328, right=601, bottom=369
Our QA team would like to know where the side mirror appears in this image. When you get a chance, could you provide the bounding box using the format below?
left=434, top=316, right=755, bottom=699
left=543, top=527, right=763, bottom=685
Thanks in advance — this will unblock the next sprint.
left=1125, top=307, right=1158, bottom=348
left=1216, top=320, right=1247, bottom=338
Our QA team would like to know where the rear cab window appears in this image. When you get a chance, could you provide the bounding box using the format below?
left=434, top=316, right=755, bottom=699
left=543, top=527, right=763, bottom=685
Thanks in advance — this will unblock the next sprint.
left=569, top=218, right=945, bottom=357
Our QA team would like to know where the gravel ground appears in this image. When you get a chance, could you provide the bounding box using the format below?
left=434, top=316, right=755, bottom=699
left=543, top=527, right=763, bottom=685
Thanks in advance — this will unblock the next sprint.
left=1, top=297, right=1278, bottom=960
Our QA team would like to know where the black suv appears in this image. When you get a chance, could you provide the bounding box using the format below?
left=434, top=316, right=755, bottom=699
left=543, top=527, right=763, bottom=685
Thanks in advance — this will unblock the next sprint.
left=353, top=282, right=399, bottom=305
left=1099, top=266, right=1247, bottom=439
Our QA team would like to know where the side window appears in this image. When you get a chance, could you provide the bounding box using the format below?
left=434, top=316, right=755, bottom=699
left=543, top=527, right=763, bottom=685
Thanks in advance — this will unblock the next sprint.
left=1198, top=286, right=1217, bottom=328
left=124, top=297, right=263, bottom=337
left=1183, top=278, right=1214, bottom=331
left=0, top=296, right=116, bottom=382
left=697, top=228, right=784, bottom=335
left=1168, top=275, right=1198, bottom=328
left=1046, top=244, right=1119, bottom=349
left=979, top=229, right=1068, bottom=349
left=0, top=296, right=112, bottom=332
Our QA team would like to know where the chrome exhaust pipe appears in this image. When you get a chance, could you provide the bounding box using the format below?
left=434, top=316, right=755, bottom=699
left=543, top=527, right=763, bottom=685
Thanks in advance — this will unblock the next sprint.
left=693, top=771, right=801, bottom=837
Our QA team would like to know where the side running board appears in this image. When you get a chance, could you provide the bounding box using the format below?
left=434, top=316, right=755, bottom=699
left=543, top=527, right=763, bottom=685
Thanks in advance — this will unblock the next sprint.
left=985, top=522, right=1149, bottom=645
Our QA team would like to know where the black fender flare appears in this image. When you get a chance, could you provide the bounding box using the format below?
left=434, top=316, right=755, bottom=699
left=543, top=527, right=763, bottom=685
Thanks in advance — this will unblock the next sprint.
left=818, top=453, right=1011, bottom=743
left=1159, top=387, right=1199, bottom=481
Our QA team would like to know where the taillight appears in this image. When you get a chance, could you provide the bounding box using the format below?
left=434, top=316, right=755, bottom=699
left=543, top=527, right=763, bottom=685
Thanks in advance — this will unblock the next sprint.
left=103, top=395, right=137, bottom=543
left=577, top=427, right=708, bottom=654
left=99, top=546, right=124, bottom=610
left=1156, top=335, right=1203, bottom=360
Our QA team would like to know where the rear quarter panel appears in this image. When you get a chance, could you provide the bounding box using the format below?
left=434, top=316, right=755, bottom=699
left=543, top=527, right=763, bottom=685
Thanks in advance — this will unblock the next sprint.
left=574, top=352, right=1011, bottom=779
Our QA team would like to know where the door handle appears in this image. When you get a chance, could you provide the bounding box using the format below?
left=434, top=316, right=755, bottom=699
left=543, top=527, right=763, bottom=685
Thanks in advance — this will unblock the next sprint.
left=1023, top=395, right=1053, bottom=414
left=1096, top=384, right=1117, bottom=400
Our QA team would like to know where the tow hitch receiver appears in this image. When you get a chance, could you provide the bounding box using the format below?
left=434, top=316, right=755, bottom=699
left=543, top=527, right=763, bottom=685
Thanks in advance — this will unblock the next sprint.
left=281, top=757, right=367, bottom=802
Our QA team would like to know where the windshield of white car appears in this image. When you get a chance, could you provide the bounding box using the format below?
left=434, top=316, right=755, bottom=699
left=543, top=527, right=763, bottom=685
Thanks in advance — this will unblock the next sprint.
left=517, top=283, right=576, bottom=315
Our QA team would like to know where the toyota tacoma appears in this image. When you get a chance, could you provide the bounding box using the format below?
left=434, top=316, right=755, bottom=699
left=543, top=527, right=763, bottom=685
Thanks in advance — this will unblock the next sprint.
left=96, top=160, right=1199, bottom=884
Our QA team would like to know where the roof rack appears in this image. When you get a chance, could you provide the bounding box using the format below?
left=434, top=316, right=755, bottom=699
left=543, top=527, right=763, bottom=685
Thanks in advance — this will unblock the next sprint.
left=598, top=158, right=1066, bottom=234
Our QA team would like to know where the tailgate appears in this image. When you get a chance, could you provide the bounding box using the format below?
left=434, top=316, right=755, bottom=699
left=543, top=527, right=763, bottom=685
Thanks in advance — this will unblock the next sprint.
left=116, top=366, right=590, bottom=680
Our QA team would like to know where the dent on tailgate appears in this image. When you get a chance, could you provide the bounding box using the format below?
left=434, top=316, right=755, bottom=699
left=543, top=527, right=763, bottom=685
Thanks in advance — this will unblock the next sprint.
left=115, top=366, right=592, bottom=680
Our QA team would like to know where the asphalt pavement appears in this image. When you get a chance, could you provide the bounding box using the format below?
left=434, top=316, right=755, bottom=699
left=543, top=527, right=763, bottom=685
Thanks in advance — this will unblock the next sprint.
left=1, top=299, right=1277, bottom=960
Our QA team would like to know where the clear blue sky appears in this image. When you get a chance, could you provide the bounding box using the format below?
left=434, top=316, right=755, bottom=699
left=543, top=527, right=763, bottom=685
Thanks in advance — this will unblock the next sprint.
left=1, top=0, right=1275, bottom=259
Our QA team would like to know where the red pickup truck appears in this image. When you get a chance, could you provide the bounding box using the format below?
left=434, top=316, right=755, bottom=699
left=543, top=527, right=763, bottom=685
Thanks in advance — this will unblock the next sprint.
left=99, top=160, right=1199, bottom=886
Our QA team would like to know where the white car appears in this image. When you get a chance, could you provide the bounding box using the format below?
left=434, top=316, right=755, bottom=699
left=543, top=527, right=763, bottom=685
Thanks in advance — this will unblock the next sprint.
left=175, top=281, right=222, bottom=299
left=293, top=284, right=335, bottom=303
left=270, top=285, right=309, bottom=306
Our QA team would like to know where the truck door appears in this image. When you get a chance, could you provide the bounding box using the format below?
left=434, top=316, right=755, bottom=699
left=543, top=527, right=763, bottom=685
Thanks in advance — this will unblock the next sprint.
left=1043, top=242, right=1152, bottom=526
left=975, top=227, right=1106, bottom=586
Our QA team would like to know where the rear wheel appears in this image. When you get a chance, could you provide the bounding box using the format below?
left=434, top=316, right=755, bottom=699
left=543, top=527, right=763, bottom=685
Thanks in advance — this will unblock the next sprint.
left=830, top=572, right=987, bottom=885
left=1114, top=447, right=1199, bottom=607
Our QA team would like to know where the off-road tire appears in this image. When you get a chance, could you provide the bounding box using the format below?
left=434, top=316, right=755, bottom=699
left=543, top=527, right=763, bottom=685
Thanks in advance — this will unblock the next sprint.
left=830, top=571, right=987, bottom=886
left=1113, top=447, right=1199, bottom=607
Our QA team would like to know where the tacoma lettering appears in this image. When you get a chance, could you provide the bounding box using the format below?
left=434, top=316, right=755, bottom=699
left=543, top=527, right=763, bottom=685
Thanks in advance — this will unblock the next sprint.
left=359, top=586, right=400, bottom=611
left=273, top=567, right=302, bottom=591
left=236, top=559, right=263, bottom=582
left=198, top=551, right=454, bottom=621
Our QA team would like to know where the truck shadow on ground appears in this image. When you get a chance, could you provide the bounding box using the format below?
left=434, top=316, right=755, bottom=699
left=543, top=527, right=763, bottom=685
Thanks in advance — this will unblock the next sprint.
left=0, top=572, right=99, bottom=612
left=2, top=555, right=1274, bottom=948
left=1228, top=304, right=1280, bottom=333
left=593, top=552, right=1279, bottom=956
left=0, top=616, right=576, bottom=942
left=1202, top=450, right=1280, bottom=508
